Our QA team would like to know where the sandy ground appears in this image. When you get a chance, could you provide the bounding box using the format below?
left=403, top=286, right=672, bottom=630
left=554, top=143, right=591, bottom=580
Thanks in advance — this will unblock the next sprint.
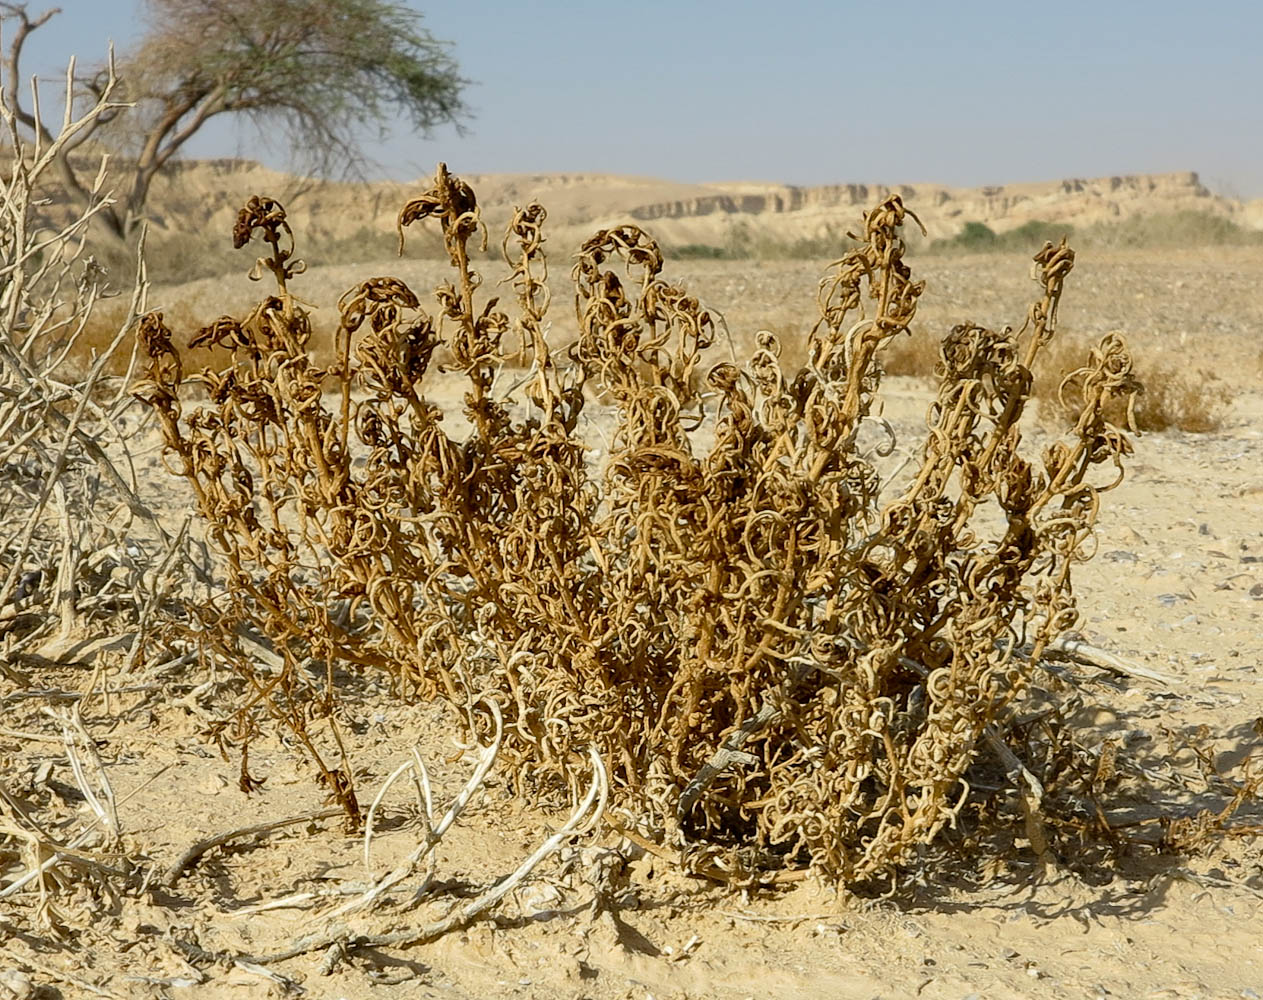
left=2, top=247, right=1261, bottom=1000
left=150, top=245, right=1263, bottom=372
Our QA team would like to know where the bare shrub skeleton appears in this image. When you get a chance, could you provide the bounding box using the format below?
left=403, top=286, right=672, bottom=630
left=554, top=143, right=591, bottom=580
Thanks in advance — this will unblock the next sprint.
left=134, top=164, right=1146, bottom=885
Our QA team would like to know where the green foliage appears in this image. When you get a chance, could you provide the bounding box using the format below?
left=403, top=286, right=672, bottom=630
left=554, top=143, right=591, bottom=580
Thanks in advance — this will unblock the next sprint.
left=131, top=0, right=469, bottom=174
left=950, top=220, right=999, bottom=250
left=668, top=243, right=743, bottom=260
left=305, top=223, right=450, bottom=267
left=768, top=227, right=861, bottom=259
left=931, top=219, right=1073, bottom=254
left=0, top=1, right=470, bottom=246
left=667, top=222, right=860, bottom=261
left=1005, top=219, right=1074, bottom=248
left=931, top=211, right=1262, bottom=255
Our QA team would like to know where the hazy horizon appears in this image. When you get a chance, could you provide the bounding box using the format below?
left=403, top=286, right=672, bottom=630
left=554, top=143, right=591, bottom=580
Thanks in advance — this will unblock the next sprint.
left=15, top=0, right=1263, bottom=200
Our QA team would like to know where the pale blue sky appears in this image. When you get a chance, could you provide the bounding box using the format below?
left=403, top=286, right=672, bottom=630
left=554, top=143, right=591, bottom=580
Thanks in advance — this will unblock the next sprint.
left=15, top=0, right=1263, bottom=196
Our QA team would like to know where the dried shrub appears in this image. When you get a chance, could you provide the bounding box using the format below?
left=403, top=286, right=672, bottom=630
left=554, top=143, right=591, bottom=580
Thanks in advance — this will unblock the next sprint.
left=0, top=50, right=182, bottom=647
left=1036, top=337, right=1226, bottom=434
left=880, top=327, right=940, bottom=380
left=876, top=328, right=1226, bottom=435
left=133, top=164, right=1146, bottom=885
left=1110, top=362, right=1225, bottom=434
left=0, top=49, right=196, bottom=941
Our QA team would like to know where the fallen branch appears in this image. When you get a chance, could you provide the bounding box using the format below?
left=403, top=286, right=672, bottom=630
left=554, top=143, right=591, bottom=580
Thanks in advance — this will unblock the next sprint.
left=241, top=745, right=607, bottom=966
left=341, top=699, right=505, bottom=920
left=0, top=948, right=123, bottom=999
left=983, top=724, right=1058, bottom=874
left=677, top=701, right=773, bottom=821
left=163, top=808, right=343, bottom=887
left=1043, top=635, right=1179, bottom=686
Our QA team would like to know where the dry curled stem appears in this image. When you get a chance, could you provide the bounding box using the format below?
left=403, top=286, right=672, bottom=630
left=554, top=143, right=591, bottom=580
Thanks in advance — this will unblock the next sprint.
left=134, top=165, right=1152, bottom=886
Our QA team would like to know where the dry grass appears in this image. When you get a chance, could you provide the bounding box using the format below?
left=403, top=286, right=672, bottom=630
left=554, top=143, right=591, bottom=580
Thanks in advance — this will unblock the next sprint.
left=1105, top=362, right=1227, bottom=434
left=824, top=322, right=1227, bottom=435
left=66, top=248, right=1238, bottom=438
left=736, top=320, right=940, bottom=386
left=880, top=327, right=940, bottom=380
left=71, top=292, right=344, bottom=378
left=755, top=321, right=1226, bottom=434
left=1034, top=337, right=1227, bottom=434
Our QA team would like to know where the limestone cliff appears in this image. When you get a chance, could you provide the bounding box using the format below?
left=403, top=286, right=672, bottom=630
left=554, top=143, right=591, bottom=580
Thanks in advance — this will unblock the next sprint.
left=138, top=161, right=1254, bottom=253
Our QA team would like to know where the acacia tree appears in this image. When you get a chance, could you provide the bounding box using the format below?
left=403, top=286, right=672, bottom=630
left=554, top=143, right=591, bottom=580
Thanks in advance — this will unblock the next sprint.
left=0, top=0, right=469, bottom=244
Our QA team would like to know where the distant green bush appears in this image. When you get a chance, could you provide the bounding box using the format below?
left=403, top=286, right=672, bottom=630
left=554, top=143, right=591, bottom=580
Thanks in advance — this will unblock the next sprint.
left=667, top=223, right=860, bottom=262
left=930, top=219, right=1072, bottom=255
left=768, top=228, right=861, bottom=260
left=929, top=210, right=1261, bottom=255
left=1004, top=219, right=1075, bottom=248
left=950, top=220, right=999, bottom=250
left=668, top=243, right=743, bottom=260
left=308, top=223, right=451, bottom=265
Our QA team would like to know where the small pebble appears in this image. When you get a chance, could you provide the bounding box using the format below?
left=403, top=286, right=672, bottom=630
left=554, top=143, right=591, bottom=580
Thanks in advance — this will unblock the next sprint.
left=0, top=970, right=33, bottom=1000
left=14, top=570, right=40, bottom=600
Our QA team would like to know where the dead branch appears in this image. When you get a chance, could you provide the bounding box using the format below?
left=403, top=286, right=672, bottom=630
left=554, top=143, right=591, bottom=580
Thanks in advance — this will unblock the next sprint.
left=163, top=808, right=343, bottom=887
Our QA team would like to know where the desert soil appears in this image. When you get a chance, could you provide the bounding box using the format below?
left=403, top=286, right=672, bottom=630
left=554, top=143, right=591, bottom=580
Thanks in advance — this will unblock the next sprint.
left=2, top=245, right=1261, bottom=1000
